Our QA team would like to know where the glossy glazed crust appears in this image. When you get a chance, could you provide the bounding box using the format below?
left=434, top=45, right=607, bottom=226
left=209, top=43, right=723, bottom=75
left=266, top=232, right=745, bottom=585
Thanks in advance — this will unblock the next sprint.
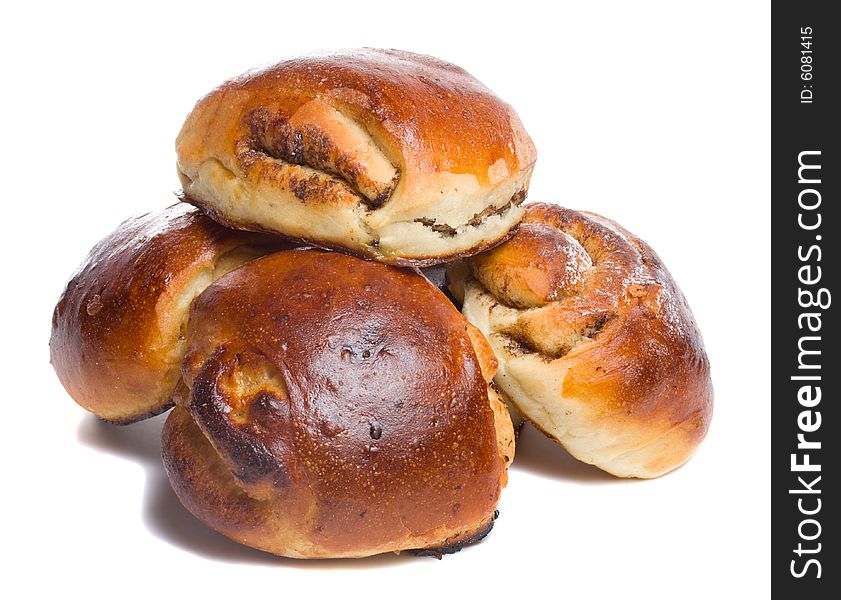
left=450, top=203, right=713, bottom=478
left=49, top=204, right=284, bottom=423
left=176, top=49, right=536, bottom=264
left=164, top=249, right=508, bottom=557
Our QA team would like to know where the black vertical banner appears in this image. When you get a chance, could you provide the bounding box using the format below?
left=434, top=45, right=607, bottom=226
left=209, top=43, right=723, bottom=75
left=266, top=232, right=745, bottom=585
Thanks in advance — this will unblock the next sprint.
left=772, top=2, right=838, bottom=597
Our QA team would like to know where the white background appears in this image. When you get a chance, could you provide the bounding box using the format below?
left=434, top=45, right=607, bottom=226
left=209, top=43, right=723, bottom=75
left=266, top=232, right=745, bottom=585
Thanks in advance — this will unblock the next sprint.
left=1, top=1, right=769, bottom=598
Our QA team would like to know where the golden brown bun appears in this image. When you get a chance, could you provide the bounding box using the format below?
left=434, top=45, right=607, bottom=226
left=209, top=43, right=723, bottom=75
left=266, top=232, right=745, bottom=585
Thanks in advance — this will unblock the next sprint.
left=176, top=49, right=536, bottom=266
left=448, top=203, right=713, bottom=478
left=162, top=249, right=511, bottom=558
left=50, top=204, right=284, bottom=423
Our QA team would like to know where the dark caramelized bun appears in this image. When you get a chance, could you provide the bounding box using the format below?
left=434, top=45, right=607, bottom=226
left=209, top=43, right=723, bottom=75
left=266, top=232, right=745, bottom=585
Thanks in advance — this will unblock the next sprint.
left=449, top=203, right=713, bottom=478
left=50, top=204, right=285, bottom=423
left=176, top=49, right=536, bottom=265
left=162, top=249, right=512, bottom=558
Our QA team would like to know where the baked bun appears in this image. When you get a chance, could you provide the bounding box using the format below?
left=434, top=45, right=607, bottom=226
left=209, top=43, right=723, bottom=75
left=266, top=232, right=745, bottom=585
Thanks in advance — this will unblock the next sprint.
left=448, top=203, right=713, bottom=478
left=176, top=49, right=536, bottom=266
left=50, top=204, right=284, bottom=423
left=162, top=249, right=513, bottom=558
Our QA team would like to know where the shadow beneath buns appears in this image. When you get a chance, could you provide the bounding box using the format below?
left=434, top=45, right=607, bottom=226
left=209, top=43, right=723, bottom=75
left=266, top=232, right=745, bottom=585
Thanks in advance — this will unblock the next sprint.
left=76, top=415, right=412, bottom=568
left=510, top=424, right=632, bottom=484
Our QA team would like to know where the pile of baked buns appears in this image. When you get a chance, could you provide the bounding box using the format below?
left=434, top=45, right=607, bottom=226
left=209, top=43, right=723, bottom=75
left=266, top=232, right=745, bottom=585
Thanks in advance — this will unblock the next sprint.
left=50, top=49, right=713, bottom=559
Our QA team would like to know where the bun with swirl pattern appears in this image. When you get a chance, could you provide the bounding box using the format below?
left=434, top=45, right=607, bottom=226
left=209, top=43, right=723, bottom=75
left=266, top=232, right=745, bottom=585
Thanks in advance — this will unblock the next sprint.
left=50, top=204, right=285, bottom=423
left=176, top=49, right=536, bottom=266
left=162, top=249, right=514, bottom=558
left=447, top=203, right=713, bottom=478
